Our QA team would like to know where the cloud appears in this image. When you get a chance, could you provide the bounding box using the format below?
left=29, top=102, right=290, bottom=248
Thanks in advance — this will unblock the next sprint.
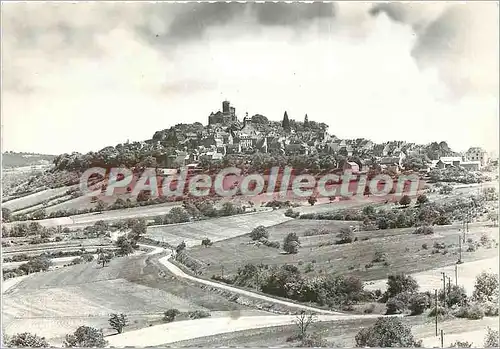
left=1, top=2, right=498, bottom=154
left=371, top=2, right=499, bottom=97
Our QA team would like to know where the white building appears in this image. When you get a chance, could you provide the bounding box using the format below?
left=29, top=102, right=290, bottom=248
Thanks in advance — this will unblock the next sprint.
left=465, top=147, right=489, bottom=167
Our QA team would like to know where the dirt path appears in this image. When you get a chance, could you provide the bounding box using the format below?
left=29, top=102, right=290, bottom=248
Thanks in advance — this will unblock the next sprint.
left=106, top=314, right=383, bottom=347
left=136, top=242, right=340, bottom=315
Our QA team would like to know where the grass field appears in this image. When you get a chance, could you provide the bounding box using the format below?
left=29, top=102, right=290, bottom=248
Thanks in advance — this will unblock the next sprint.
left=2, top=249, right=264, bottom=342
left=146, top=209, right=293, bottom=247
left=2, top=186, right=77, bottom=212
left=187, top=221, right=499, bottom=282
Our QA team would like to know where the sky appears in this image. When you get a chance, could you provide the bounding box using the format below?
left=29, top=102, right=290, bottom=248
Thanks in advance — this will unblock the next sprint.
left=1, top=2, right=499, bottom=155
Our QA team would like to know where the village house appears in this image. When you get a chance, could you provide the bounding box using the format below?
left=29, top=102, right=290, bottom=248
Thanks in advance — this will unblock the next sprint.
left=465, top=147, right=488, bottom=167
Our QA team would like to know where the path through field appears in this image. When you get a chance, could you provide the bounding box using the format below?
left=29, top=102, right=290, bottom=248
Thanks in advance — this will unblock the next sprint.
left=106, top=314, right=383, bottom=347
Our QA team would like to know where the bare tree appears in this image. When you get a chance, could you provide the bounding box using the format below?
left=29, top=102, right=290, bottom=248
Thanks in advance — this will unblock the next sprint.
left=294, top=311, right=317, bottom=339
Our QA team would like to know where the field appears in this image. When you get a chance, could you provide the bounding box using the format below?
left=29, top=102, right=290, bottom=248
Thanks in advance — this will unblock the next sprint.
left=187, top=220, right=499, bottom=282
left=2, top=249, right=265, bottom=343
left=146, top=209, right=293, bottom=247
left=2, top=186, right=77, bottom=212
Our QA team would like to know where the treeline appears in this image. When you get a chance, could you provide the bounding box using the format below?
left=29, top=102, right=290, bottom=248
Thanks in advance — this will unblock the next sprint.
left=299, top=194, right=488, bottom=230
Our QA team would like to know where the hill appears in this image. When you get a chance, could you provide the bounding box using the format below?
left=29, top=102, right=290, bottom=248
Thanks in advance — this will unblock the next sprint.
left=2, top=152, right=56, bottom=169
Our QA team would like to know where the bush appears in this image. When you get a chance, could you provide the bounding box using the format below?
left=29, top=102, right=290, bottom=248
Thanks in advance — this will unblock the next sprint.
left=64, top=326, right=107, bottom=347
left=336, top=227, right=353, bottom=244
left=386, top=296, right=406, bottom=315
left=414, top=225, right=434, bottom=235
left=163, top=309, right=181, bottom=322
left=472, top=272, right=499, bottom=303
left=188, top=310, right=210, bottom=319
left=283, top=233, right=300, bottom=254
left=386, top=274, right=419, bottom=299
left=454, top=303, right=485, bottom=320
left=408, top=293, right=431, bottom=315
left=250, top=226, right=269, bottom=241
left=201, top=238, right=212, bottom=247
left=354, top=317, right=421, bottom=347
left=399, top=195, right=411, bottom=207
left=482, top=301, right=499, bottom=316
left=440, top=285, right=467, bottom=308
left=449, top=340, right=473, bottom=348
left=285, top=208, right=300, bottom=218
left=7, top=332, right=49, bottom=347
left=372, top=251, right=387, bottom=263
left=484, top=327, right=499, bottom=347
left=428, top=306, right=449, bottom=318
left=421, top=243, right=428, bottom=250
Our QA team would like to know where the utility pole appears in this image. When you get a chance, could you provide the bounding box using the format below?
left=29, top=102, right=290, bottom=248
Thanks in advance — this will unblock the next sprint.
left=455, top=264, right=458, bottom=286
left=221, top=265, right=224, bottom=278
left=440, top=330, right=444, bottom=348
left=458, top=235, right=463, bottom=264
left=441, top=272, right=447, bottom=307
left=435, top=289, right=438, bottom=336
left=447, top=276, right=452, bottom=294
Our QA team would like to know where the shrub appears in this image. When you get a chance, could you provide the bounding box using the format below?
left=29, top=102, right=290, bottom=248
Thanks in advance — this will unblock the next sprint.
left=285, top=208, right=300, bottom=218
left=421, top=243, right=428, bottom=250
left=386, top=296, right=406, bottom=315
left=428, top=306, right=449, bottom=318
left=416, top=194, right=429, bottom=205
left=163, top=309, right=181, bottom=322
left=372, top=251, right=387, bottom=263
left=399, top=195, right=411, bottom=207
left=188, top=310, right=210, bottom=319
left=250, top=226, right=269, bottom=241
left=283, top=233, right=300, bottom=254
left=64, top=326, right=107, bottom=347
left=386, top=274, right=419, bottom=298
left=336, top=227, right=353, bottom=244
left=440, top=285, right=467, bottom=308
left=484, top=327, right=499, bottom=347
left=7, top=332, right=49, bottom=347
left=449, top=340, right=473, bottom=348
left=201, top=238, right=212, bottom=247
left=408, top=293, right=431, bottom=315
left=354, top=317, right=421, bottom=347
left=414, top=225, right=434, bottom=235
left=482, top=301, right=499, bottom=316
left=454, top=304, right=485, bottom=320
left=472, top=272, right=499, bottom=303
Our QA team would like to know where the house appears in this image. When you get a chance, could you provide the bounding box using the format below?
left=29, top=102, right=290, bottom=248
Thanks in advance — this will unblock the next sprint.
left=461, top=161, right=481, bottom=171
left=439, top=156, right=462, bottom=167
left=343, top=161, right=360, bottom=173
left=465, top=147, right=488, bottom=167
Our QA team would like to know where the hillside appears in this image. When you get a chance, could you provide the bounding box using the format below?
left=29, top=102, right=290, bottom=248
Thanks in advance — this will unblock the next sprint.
left=2, top=152, right=56, bottom=169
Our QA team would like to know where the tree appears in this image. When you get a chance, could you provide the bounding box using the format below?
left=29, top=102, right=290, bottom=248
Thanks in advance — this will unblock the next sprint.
left=176, top=241, right=186, bottom=254
left=2, top=207, right=12, bottom=222
left=282, top=111, right=291, bottom=132
left=472, top=272, right=499, bottom=303
left=336, top=227, right=354, bottom=244
left=108, top=313, right=128, bottom=334
left=283, top=233, right=300, bottom=254
left=408, top=293, right=431, bottom=315
left=416, top=194, right=428, bottom=205
left=64, top=326, right=107, bottom=347
left=355, top=317, right=422, bottom=347
left=201, top=238, right=212, bottom=247
left=386, top=274, right=419, bottom=299
left=307, top=196, right=317, bottom=206
left=31, top=209, right=46, bottom=220
left=163, top=308, right=181, bottom=323
left=488, top=211, right=498, bottom=226
left=440, top=285, right=467, bottom=307
left=97, top=251, right=112, bottom=268
left=250, top=226, right=269, bottom=241
left=7, top=332, right=49, bottom=347
left=304, top=114, right=309, bottom=128
left=294, top=311, right=316, bottom=339
left=399, top=195, right=411, bottom=207
left=115, top=236, right=134, bottom=256
left=484, top=327, right=499, bottom=347
left=96, top=200, right=106, bottom=213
